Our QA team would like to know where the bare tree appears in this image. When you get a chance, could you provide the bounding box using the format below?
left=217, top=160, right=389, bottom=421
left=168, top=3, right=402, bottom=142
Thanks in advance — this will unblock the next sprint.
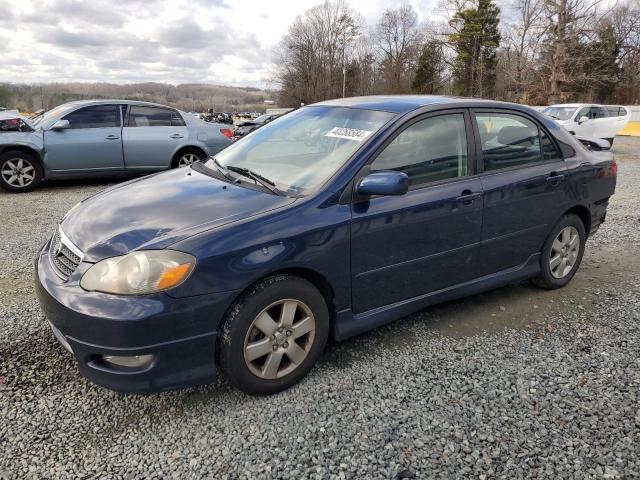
left=501, top=0, right=547, bottom=102
left=375, top=5, right=421, bottom=93
left=276, top=0, right=361, bottom=106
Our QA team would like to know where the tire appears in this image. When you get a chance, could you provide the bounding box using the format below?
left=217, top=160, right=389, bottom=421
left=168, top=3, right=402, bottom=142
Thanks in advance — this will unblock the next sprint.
left=531, top=213, right=586, bottom=289
left=0, top=150, right=43, bottom=192
left=171, top=148, right=206, bottom=168
left=218, top=274, right=329, bottom=395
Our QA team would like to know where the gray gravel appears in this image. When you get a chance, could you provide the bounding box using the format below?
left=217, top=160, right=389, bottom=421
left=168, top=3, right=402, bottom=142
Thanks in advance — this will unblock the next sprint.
left=1, top=139, right=639, bottom=479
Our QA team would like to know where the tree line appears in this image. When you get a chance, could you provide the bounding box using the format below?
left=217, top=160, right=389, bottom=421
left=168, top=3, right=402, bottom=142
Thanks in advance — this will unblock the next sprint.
left=275, top=0, right=640, bottom=107
left=0, top=82, right=274, bottom=114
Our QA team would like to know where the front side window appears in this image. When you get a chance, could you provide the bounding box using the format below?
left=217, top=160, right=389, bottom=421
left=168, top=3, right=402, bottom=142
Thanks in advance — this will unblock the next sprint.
left=208, top=106, right=394, bottom=194
left=475, top=113, right=543, bottom=171
left=370, top=113, right=468, bottom=186
left=62, top=105, right=120, bottom=129
left=576, top=107, right=591, bottom=121
left=128, top=106, right=174, bottom=127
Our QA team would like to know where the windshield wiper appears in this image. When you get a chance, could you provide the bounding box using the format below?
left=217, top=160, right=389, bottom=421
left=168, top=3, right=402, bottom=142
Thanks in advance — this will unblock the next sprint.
left=211, top=158, right=235, bottom=183
left=226, top=165, right=280, bottom=195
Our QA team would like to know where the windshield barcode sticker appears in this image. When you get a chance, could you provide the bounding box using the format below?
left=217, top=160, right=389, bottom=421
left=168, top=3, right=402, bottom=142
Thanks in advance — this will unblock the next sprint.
left=325, top=127, right=373, bottom=141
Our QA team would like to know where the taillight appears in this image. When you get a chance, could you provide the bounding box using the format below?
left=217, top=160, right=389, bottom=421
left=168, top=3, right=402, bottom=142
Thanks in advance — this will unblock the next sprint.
left=610, top=160, right=618, bottom=177
left=220, top=128, right=234, bottom=139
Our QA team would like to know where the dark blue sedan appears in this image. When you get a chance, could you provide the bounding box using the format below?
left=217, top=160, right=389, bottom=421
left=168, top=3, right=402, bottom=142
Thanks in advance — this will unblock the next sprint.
left=35, top=96, right=617, bottom=395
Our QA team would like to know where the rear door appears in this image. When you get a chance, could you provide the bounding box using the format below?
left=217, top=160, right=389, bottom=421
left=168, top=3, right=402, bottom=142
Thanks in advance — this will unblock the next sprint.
left=350, top=110, right=484, bottom=313
left=472, top=110, right=567, bottom=276
left=122, top=105, right=188, bottom=169
left=44, top=104, right=124, bottom=171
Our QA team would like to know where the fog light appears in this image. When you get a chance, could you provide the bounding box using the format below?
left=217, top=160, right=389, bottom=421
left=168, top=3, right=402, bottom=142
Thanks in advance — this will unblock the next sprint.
left=102, top=354, right=154, bottom=369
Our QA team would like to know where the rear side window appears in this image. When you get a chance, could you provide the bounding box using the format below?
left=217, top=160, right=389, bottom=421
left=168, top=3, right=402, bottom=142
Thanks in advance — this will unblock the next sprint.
left=475, top=113, right=557, bottom=171
left=128, top=106, right=179, bottom=127
left=171, top=111, right=186, bottom=126
left=605, top=106, right=627, bottom=117
left=371, top=113, right=468, bottom=186
left=63, top=105, right=120, bottom=129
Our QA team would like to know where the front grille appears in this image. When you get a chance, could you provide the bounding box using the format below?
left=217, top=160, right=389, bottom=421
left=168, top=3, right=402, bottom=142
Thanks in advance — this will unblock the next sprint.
left=49, top=228, right=83, bottom=280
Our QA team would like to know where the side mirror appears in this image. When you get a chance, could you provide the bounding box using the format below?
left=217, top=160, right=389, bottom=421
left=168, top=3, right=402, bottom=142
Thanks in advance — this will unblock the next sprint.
left=356, top=170, right=409, bottom=197
left=578, top=116, right=589, bottom=124
left=50, top=119, right=70, bottom=131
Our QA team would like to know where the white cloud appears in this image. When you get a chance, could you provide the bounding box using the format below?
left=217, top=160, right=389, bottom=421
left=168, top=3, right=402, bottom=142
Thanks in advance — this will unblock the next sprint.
left=0, top=0, right=442, bottom=88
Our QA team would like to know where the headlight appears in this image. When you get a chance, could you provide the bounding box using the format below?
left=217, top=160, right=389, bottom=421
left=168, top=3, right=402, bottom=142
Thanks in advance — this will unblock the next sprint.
left=80, top=250, right=195, bottom=295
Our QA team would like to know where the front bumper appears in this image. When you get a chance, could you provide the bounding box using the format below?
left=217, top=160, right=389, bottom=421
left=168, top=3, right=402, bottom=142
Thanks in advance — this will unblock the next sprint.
left=35, top=240, right=240, bottom=393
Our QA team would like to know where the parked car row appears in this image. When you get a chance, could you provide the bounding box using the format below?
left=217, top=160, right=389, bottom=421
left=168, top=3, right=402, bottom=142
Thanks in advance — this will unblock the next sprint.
left=0, top=100, right=234, bottom=192
left=35, top=96, right=617, bottom=395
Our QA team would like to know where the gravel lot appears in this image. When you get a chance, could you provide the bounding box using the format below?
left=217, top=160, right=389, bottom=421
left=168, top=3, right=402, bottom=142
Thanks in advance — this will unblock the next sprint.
left=1, top=138, right=639, bottom=479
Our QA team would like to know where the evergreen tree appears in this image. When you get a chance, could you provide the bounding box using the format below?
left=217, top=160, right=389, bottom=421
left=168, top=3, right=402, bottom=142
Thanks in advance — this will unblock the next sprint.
left=411, top=41, right=445, bottom=94
left=449, top=0, right=501, bottom=98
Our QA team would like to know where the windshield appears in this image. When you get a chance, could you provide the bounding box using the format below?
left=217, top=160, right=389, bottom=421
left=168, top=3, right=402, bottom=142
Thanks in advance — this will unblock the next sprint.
left=253, top=114, right=272, bottom=123
left=206, top=106, right=394, bottom=195
left=32, top=104, right=74, bottom=128
left=543, top=106, right=577, bottom=121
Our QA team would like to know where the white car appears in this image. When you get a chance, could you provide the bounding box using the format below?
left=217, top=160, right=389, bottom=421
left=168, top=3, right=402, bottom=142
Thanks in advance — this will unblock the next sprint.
left=542, top=104, right=630, bottom=144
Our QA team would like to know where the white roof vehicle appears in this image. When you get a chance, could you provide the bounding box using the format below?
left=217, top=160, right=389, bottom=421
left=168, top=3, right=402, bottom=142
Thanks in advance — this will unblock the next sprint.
left=542, top=104, right=630, bottom=144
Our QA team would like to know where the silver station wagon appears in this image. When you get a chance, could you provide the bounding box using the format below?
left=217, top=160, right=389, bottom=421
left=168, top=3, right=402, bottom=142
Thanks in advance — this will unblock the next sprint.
left=0, top=100, right=233, bottom=192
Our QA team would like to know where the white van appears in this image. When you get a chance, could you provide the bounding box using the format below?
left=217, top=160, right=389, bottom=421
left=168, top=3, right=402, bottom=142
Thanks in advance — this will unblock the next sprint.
left=542, top=104, right=630, bottom=144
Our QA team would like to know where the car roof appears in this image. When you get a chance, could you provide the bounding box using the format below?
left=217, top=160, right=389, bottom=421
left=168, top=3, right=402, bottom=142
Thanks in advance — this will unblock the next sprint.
left=312, top=95, right=525, bottom=114
left=548, top=103, right=594, bottom=108
left=65, top=99, right=178, bottom=109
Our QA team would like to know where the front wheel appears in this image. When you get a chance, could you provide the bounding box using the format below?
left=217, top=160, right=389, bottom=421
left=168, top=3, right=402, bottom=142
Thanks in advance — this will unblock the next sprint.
left=218, top=275, right=329, bottom=395
left=0, top=151, right=43, bottom=192
left=532, top=213, right=586, bottom=289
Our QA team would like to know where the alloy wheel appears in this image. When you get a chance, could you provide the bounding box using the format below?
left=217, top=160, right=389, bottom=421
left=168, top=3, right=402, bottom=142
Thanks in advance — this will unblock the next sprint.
left=177, top=153, right=200, bottom=167
left=1, top=158, right=35, bottom=188
left=549, top=225, right=580, bottom=279
left=243, top=299, right=316, bottom=379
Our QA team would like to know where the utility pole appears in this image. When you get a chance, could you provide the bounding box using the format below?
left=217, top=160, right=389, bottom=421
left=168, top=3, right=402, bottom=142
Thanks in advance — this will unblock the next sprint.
left=342, top=49, right=346, bottom=98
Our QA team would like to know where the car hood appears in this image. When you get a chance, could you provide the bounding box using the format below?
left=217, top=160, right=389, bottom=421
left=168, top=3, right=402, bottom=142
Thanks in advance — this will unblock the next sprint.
left=0, top=110, right=36, bottom=129
left=61, top=168, right=295, bottom=261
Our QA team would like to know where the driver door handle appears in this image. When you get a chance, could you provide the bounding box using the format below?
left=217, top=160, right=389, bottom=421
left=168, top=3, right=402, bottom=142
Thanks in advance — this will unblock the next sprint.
left=546, top=173, right=565, bottom=184
left=170, top=134, right=184, bottom=139
left=455, top=191, right=482, bottom=204
left=105, top=135, right=119, bottom=140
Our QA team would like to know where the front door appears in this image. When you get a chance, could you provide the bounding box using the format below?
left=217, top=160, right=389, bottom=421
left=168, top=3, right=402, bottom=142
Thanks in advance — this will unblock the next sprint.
left=44, top=104, right=124, bottom=172
left=350, top=111, right=484, bottom=314
left=122, top=105, right=188, bottom=169
left=472, top=110, right=568, bottom=275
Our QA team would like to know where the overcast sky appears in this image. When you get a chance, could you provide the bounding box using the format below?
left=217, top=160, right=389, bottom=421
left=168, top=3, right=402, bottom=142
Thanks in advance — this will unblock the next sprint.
left=0, top=0, right=437, bottom=89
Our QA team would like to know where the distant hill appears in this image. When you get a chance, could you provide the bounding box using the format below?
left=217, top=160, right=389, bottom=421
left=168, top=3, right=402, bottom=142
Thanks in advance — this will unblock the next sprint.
left=0, top=82, right=276, bottom=114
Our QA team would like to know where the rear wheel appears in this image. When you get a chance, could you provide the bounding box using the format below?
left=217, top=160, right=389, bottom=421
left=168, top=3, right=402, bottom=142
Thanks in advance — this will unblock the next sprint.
left=218, top=274, right=329, bottom=395
left=532, top=213, right=586, bottom=289
left=172, top=148, right=206, bottom=168
left=0, top=151, right=43, bottom=192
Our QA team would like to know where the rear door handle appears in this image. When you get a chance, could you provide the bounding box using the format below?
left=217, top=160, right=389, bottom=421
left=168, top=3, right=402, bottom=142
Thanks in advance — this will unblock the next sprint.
left=105, top=135, right=119, bottom=140
left=170, top=134, right=184, bottom=139
left=455, top=191, right=482, bottom=204
left=546, top=173, right=565, bottom=184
